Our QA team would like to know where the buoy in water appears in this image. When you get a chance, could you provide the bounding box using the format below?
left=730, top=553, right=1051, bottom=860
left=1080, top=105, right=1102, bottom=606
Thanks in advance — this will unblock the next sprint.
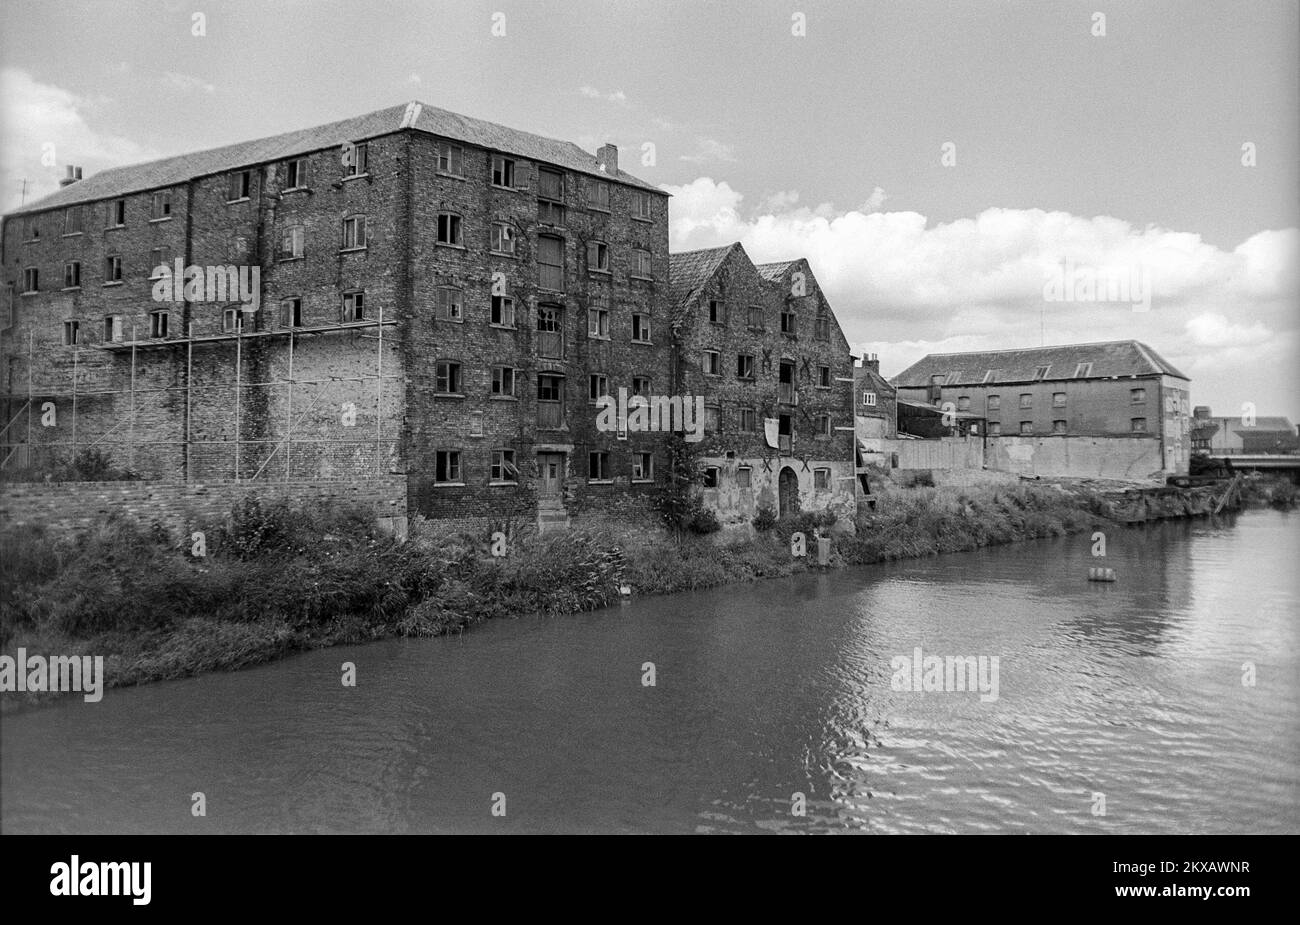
left=1087, top=567, right=1117, bottom=582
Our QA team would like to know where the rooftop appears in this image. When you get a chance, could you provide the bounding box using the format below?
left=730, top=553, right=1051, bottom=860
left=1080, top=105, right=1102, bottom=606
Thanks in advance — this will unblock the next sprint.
left=8, top=100, right=662, bottom=217
left=892, top=340, right=1189, bottom=387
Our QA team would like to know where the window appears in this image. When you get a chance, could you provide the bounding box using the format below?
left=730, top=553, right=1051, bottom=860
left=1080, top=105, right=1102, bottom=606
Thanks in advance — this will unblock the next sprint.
left=780, top=309, right=796, bottom=334
left=815, top=413, right=832, bottom=438
left=631, top=249, right=652, bottom=278
left=26, top=217, right=39, bottom=240
left=108, top=199, right=126, bottom=227
left=747, top=306, right=763, bottom=329
left=739, top=407, right=757, bottom=431
left=146, top=247, right=170, bottom=279
left=436, top=287, right=463, bottom=321
left=63, top=261, right=81, bottom=289
left=62, top=320, right=79, bottom=345
left=631, top=312, right=650, bottom=342
left=709, top=300, right=725, bottom=324
left=631, top=190, right=651, bottom=219
left=1052, top=419, right=1067, bottom=434
left=987, top=394, right=1001, bottom=411
left=491, top=449, right=518, bottom=483
left=1130, top=388, right=1146, bottom=403
left=1019, top=421, right=1033, bottom=435
left=957, top=395, right=970, bottom=411
left=279, top=298, right=302, bottom=327
left=1033, top=365, right=1051, bottom=380
left=817, top=365, right=832, bottom=389
left=342, top=215, right=367, bottom=250
left=703, top=350, right=720, bottom=376
left=989, top=422, right=1002, bottom=436
left=702, top=466, right=720, bottom=489
left=103, top=315, right=124, bottom=343
left=1074, top=362, right=1093, bottom=378
left=1019, top=393, right=1033, bottom=409
left=280, top=225, right=305, bottom=259
left=587, top=179, right=610, bottom=211
left=342, top=290, right=365, bottom=322
left=104, top=255, right=123, bottom=283
left=1052, top=392, right=1066, bottom=407
left=815, top=316, right=830, bottom=341
left=149, top=310, right=169, bottom=338
left=491, top=155, right=515, bottom=188
left=631, top=376, right=650, bottom=397
left=490, top=295, right=515, bottom=327
left=1131, top=417, right=1147, bottom=433
left=22, top=267, right=38, bottom=293
left=227, top=170, right=252, bottom=201
left=64, top=206, right=84, bottom=235
left=436, top=213, right=463, bottom=246
left=490, top=222, right=515, bottom=254
left=434, top=450, right=461, bottom=483
left=538, top=168, right=564, bottom=201
left=539, top=235, right=565, bottom=291
left=737, top=466, right=752, bottom=488
left=587, top=241, right=609, bottom=273
left=814, top=468, right=831, bottom=491
left=587, top=303, right=610, bottom=338
left=435, top=360, right=462, bottom=394
left=150, top=190, right=171, bottom=219
left=344, top=142, right=368, bottom=176
left=223, top=308, right=244, bottom=333
left=538, top=199, right=566, bottom=225
left=736, top=353, right=754, bottom=379
left=469, top=411, right=484, bottom=437
left=436, top=143, right=464, bottom=176
left=632, top=452, right=653, bottom=482
left=863, top=391, right=877, bottom=407
left=492, top=366, right=516, bottom=397
left=589, top=451, right=610, bottom=481
left=703, top=405, right=720, bottom=432
left=285, top=157, right=309, bottom=189
left=589, top=373, right=608, bottom=401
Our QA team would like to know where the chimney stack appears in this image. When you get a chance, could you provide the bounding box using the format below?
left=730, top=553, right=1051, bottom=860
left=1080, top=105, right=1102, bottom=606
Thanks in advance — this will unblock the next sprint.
left=865, top=353, right=880, bottom=372
left=59, top=166, right=83, bottom=188
left=596, top=144, right=618, bottom=175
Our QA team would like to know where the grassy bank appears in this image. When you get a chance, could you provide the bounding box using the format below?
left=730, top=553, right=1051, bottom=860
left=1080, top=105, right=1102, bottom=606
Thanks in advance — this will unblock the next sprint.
left=2, top=480, right=1114, bottom=704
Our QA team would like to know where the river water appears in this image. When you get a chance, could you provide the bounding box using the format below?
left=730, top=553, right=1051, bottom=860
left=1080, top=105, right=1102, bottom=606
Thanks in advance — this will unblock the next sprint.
left=2, top=509, right=1297, bottom=834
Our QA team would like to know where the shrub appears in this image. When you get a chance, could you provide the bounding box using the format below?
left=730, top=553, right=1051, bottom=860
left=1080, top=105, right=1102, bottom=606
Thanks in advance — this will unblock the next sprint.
left=752, top=507, right=778, bottom=531
left=687, top=506, right=721, bottom=534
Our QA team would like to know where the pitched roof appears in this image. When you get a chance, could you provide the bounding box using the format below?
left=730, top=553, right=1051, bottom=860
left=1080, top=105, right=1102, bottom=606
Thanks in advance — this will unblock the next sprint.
left=854, top=365, right=896, bottom=394
left=755, top=260, right=796, bottom=283
left=8, top=100, right=661, bottom=217
left=667, top=244, right=741, bottom=313
left=891, top=340, right=1188, bottom=387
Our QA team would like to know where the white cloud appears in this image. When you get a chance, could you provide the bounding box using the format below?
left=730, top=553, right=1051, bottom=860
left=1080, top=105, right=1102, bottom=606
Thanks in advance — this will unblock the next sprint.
left=0, top=67, right=162, bottom=211
left=664, top=176, right=1300, bottom=418
left=161, top=71, right=215, bottom=95
left=578, top=85, right=628, bottom=105
left=679, top=137, right=736, bottom=165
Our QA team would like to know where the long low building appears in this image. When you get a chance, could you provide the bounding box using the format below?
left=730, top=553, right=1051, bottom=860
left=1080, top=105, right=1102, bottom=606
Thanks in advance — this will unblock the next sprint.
left=892, top=341, right=1192, bottom=479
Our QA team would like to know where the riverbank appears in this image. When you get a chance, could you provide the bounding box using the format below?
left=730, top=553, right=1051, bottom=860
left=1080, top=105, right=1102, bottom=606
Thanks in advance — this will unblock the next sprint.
left=0, top=476, right=1266, bottom=706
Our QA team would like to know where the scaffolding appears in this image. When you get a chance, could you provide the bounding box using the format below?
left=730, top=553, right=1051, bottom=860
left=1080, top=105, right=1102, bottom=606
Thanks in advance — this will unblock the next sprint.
left=1, top=309, right=401, bottom=482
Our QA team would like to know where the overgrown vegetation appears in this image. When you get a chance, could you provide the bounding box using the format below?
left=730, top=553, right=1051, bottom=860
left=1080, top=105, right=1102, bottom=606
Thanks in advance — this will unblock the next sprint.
left=0, top=448, right=141, bottom=483
left=1, top=477, right=1116, bottom=702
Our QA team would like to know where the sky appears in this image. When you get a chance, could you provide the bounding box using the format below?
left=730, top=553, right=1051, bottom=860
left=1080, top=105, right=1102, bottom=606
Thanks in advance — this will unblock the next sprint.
left=2, top=0, right=1297, bottom=419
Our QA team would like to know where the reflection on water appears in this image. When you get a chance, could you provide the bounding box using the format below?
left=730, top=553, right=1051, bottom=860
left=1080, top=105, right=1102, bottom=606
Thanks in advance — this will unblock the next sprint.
left=3, top=510, right=1298, bottom=834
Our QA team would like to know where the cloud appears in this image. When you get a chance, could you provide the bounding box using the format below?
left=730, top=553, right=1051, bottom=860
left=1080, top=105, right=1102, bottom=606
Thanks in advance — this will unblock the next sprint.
left=663, top=176, right=1300, bottom=417
left=407, top=72, right=422, bottom=85
left=578, top=85, right=628, bottom=104
left=161, top=71, right=215, bottom=95
left=0, top=67, right=162, bottom=211
left=679, top=137, right=736, bottom=165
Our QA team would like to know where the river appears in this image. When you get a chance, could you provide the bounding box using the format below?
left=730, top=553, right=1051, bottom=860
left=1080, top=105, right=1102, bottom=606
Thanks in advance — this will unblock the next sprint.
left=3, top=509, right=1298, bottom=834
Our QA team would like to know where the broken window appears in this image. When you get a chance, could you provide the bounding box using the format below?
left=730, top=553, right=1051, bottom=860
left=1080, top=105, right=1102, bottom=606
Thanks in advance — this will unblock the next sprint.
left=435, top=360, right=462, bottom=394
left=434, top=450, right=461, bottom=483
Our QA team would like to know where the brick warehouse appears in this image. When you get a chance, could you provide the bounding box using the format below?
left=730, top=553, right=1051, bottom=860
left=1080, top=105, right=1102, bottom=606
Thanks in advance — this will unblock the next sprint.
left=2, top=101, right=856, bottom=531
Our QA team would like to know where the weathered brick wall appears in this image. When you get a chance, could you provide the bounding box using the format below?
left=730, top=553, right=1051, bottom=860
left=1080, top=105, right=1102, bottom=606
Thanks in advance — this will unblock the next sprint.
left=0, top=475, right=407, bottom=536
left=402, top=132, right=673, bottom=522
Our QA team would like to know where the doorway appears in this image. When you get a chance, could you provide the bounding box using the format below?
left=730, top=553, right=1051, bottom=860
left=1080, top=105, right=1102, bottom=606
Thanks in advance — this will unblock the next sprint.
left=778, top=465, right=799, bottom=517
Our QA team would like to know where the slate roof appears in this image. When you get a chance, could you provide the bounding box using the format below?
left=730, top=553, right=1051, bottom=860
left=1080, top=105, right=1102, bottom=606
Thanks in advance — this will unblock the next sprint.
left=667, top=244, right=741, bottom=314
left=8, top=100, right=662, bottom=217
left=892, top=340, right=1188, bottom=387
left=756, top=260, right=796, bottom=283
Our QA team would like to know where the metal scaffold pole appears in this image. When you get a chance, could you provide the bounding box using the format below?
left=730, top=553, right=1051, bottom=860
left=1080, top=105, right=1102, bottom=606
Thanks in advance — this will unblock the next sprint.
left=235, top=323, right=242, bottom=482
left=375, top=303, right=383, bottom=473
left=129, top=325, right=137, bottom=471
left=26, top=331, right=32, bottom=468
left=186, top=323, right=193, bottom=481
left=285, top=330, right=294, bottom=482
left=71, top=345, right=78, bottom=452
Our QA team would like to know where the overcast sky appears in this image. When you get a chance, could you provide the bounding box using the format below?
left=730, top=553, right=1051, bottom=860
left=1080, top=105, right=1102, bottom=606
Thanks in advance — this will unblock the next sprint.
left=2, top=0, right=1296, bottom=418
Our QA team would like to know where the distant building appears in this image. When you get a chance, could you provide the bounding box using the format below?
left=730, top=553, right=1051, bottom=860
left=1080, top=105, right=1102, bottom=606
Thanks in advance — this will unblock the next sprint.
left=853, top=355, right=897, bottom=440
left=1191, top=407, right=1299, bottom=455
left=892, top=340, right=1192, bottom=479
